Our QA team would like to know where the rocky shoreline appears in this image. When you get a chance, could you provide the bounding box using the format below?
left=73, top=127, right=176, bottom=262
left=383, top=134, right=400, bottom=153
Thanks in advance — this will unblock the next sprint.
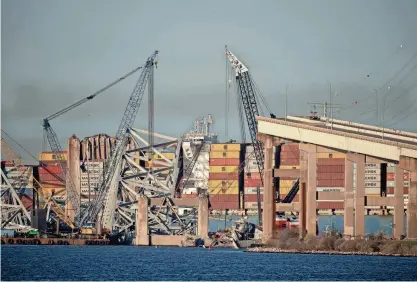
left=245, top=247, right=417, bottom=257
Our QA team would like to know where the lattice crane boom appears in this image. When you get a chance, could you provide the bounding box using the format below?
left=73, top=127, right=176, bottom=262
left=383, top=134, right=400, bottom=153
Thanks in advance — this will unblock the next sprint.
left=79, top=50, right=159, bottom=228
left=225, top=48, right=265, bottom=185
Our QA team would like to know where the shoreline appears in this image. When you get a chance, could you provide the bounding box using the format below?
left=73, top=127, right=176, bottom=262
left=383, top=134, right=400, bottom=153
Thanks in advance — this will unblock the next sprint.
left=245, top=247, right=417, bottom=257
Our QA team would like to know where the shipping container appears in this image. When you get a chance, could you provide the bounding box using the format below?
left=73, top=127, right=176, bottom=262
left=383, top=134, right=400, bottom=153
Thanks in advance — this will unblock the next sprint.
left=280, top=165, right=300, bottom=170
left=38, top=165, right=62, bottom=174
left=210, top=151, right=240, bottom=159
left=209, top=158, right=240, bottom=166
left=38, top=173, right=64, bottom=182
left=279, top=180, right=297, bottom=188
left=386, top=187, right=394, bottom=194
left=246, top=146, right=275, bottom=153
left=316, top=172, right=345, bottom=180
left=245, top=187, right=264, bottom=194
left=182, top=194, right=198, bottom=198
left=209, top=180, right=239, bottom=189
left=364, top=182, right=381, bottom=188
left=209, top=172, right=239, bottom=180
left=316, top=202, right=344, bottom=210
left=39, top=151, right=68, bottom=161
left=317, top=191, right=344, bottom=201
left=152, top=152, right=175, bottom=160
left=209, top=166, right=239, bottom=173
left=316, top=165, right=344, bottom=173
left=211, top=144, right=241, bottom=151
left=210, top=202, right=240, bottom=210
left=364, top=168, right=381, bottom=175
left=316, top=179, right=345, bottom=187
left=281, top=144, right=299, bottom=152
left=280, top=158, right=300, bottom=166
left=365, top=163, right=381, bottom=169
left=244, top=194, right=264, bottom=202
left=364, top=175, right=381, bottom=181
left=317, top=159, right=345, bottom=166
left=279, top=186, right=294, bottom=195
left=244, top=202, right=263, bottom=209
left=244, top=178, right=263, bottom=187
left=280, top=151, right=300, bottom=159
left=244, top=172, right=262, bottom=180
left=317, top=187, right=344, bottom=192
left=316, top=153, right=345, bottom=159
left=208, top=186, right=239, bottom=195
left=365, top=187, right=381, bottom=195
left=386, top=173, right=410, bottom=181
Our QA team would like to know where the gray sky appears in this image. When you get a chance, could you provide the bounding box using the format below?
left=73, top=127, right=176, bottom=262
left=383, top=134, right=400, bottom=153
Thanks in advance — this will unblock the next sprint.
left=2, top=0, right=417, bottom=163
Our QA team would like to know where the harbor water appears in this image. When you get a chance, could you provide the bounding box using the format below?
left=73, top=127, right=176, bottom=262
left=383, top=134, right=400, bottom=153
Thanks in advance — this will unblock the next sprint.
left=2, top=246, right=417, bottom=281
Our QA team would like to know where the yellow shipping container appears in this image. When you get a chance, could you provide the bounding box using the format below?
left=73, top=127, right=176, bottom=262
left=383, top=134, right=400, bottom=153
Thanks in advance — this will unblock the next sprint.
left=153, top=153, right=175, bottom=160
left=279, top=187, right=293, bottom=194
left=211, top=144, right=241, bottom=151
left=209, top=151, right=240, bottom=159
left=316, top=153, right=345, bottom=159
left=209, top=180, right=239, bottom=189
left=279, top=180, right=296, bottom=189
left=210, top=166, right=239, bottom=173
left=279, top=165, right=300, bottom=169
left=39, top=152, right=68, bottom=161
left=208, top=187, right=239, bottom=194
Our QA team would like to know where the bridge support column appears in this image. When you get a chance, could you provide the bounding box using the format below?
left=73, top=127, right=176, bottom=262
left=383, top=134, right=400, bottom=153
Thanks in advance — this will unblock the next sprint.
left=344, top=158, right=354, bottom=237
left=262, top=135, right=275, bottom=243
left=299, top=144, right=317, bottom=236
left=198, top=193, right=209, bottom=238
left=394, top=166, right=404, bottom=239
left=347, top=154, right=365, bottom=238
left=135, top=194, right=149, bottom=246
left=67, top=135, right=81, bottom=222
left=400, top=157, right=417, bottom=239
left=299, top=182, right=307, bottom=237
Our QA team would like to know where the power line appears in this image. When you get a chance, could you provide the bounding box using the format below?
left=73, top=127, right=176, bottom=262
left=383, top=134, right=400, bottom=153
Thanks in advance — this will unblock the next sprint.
left=1, top=130, right=40, bottom=163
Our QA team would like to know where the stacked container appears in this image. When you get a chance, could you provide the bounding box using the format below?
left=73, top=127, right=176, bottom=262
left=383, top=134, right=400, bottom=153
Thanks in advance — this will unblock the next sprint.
left=386, top=163, right=409, bottom=209
left=316, top=152, right=345, bottom=210
left=209, top=143, right=241, bottom=210
left=182, top=143, right=210, bottom=196
left=38, top=165, right=65, bottom=201
left=278, top=143, right=299, bottom=202
left=80, top=161, right=103, bottom=204
left=243, top=145, right=275, bottom=209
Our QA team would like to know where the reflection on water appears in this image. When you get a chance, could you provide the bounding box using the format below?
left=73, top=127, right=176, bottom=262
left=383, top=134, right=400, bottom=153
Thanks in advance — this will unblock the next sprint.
left=210, top=215, right=407, bottom=236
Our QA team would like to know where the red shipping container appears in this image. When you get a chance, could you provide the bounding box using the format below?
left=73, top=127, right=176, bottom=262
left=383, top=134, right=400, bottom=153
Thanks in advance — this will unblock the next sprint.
left=209, top=158, right=240, bottom=166
left=386, top=187, right=394, bottom=194
left=317, top=159, right=345, bottom=166
left=280, top=158, right=300, bottom=166
left=210, top=194, right=239, bottom=202
left=38, top=173, right=64, bottom=182
left=316, top=172, right=345, bottom=180
left=182, top=194, right=198, bottom=198
left=210, top=202, right=240, bottom=210
left=244, top=178, right=263, bottom=187
left=317, top=202, right=344, bottom=209
left=40, top=182, right=66, bottom=188
left=280, top=151, right=300, bottom=159
left=38, top=165, right=62, bottom=174
left=387, top=173, right=409, bottom=181
left=281, top=144, right=299, bottom=152
left=317, top=179, right=344, bottom=187
left=244, top=194, right=264, bottom=202
left=317, top=165, right=345, bottom=173
left=244, top=172, right=262, bottom=180
left=209, top=172, right=239, bottom=180
left=404, top=187, right=409, bottom=194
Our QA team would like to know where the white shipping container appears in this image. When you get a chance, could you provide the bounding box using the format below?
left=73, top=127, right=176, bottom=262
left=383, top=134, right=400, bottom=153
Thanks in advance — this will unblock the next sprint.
left=364, top=175, right=381, bottom=181
left=364, top=182, right=381, bottom=188
left=245, top=187, right=264, bottom=194
left=364, top=168, right=381, bottom=175
left=365, top=187, right=381, bottom=195
left=387, top=181, right=395, bottom=187
left=404, top=181, right=410, bottom=187
left=245, top=202, right=264, bottom=209
left=316, top=187, right=344, bottom=192
left=365, top=163, right=381, bottom=169
left=387, top=166, right=395, bottom=173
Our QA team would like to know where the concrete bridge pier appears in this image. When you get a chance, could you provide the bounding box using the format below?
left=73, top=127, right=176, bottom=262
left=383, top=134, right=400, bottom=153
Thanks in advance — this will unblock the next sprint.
left=135, top=194, right=149, bottom=246
left=400, top=157, right=417, bottom=238
left=299, top=144, right=317, bottom=236
left=198, top=193, right=209, bottom=238
left=344, top=157, right=355, bottom=237
left=394, top=166, right=404, bottom=239
left=347, top=154, right=365, bottom=238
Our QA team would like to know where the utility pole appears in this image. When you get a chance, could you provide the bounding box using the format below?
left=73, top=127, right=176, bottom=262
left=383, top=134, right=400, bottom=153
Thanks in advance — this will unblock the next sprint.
left=374, top=89, right=378, bottom=125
